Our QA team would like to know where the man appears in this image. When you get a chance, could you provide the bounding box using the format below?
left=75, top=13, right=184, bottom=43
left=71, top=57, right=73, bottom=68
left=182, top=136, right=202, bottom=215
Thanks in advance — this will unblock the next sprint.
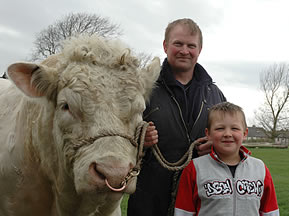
left=127, top=18, right=226, bottom=216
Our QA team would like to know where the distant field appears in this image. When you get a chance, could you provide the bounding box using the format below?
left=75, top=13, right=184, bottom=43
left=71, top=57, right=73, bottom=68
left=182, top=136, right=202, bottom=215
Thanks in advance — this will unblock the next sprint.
left=249, top=147, right=289, bottom=216
left=121, top=194, right=129, bottom=215
left=121, top=148, right=289, bottom=215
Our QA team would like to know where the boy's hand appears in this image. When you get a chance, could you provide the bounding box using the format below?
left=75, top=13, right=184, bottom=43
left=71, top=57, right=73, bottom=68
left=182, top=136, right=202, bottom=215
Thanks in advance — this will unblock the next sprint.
left=144, top=121, right=158, bottom=148
left=195, top=137, right=212, bottom=156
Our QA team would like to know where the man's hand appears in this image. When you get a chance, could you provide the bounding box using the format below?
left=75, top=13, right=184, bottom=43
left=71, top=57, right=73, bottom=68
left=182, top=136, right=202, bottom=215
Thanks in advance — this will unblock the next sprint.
left=195, top=136, right=212, bottom=156
left=144, top=121, right=158, bottom=148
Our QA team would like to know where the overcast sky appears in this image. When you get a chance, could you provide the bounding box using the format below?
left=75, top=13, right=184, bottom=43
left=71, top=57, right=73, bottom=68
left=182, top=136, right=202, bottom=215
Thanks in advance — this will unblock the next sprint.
left=1, top=0, right=289, bottom=125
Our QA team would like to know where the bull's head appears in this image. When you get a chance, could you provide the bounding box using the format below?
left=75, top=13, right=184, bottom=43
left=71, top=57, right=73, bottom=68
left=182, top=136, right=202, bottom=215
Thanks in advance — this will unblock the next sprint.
left=7, top=35, right=160, bottom=215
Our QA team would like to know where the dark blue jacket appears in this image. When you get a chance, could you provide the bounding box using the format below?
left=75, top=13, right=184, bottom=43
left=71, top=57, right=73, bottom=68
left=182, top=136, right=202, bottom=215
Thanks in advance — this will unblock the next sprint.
left=144, top=59, right=226, bottom=162
left=128, top=59, right=226, bottom=216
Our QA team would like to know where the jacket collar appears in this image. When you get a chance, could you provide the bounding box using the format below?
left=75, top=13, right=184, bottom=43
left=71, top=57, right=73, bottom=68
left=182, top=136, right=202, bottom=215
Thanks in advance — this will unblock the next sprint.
left=158, top=58, right=213, bottom=87
left=210, top=145, right=251, bottom=164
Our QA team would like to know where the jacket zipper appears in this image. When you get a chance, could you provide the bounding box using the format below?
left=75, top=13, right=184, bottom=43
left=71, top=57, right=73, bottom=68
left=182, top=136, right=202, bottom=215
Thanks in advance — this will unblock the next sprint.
left=232, top=164, right=240, bottom=216
left=224, top=162, right=237, bottom=216
left=162, top=80, right=191, bottom=143
left=171, top=96, right=190, bottom=143
left=143, top=107, right=160, bottom=119
left=162, top=80, right=205, bottom=143
left=192, top=101, right=204, bottom=129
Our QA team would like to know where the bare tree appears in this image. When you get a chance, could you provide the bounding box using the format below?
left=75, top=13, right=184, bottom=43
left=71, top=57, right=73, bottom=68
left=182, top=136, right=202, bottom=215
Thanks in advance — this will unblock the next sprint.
left=30, top=12, right=123, bottom=61
left=135, top=51, right=155, bottom=68
left=255, top=63, right=289, bottom=140
left=1, top=72, right=7, bottom=79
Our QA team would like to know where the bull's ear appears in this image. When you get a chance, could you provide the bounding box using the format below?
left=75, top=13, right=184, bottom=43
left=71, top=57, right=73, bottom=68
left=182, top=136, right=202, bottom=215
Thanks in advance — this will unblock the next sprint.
left=141, top=57, right=160, bottom=101
left=8, top=63, right=43, bottom=97
left=7, top=62, right=58, bottom=101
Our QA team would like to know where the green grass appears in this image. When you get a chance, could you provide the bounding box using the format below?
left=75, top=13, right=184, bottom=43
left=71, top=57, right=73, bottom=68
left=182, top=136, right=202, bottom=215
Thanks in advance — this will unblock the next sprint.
left=121, top=194, right=129, bottom=215
left=249, top=147, right=289, bottom=216
left=121, top=148, right=289, bottom=215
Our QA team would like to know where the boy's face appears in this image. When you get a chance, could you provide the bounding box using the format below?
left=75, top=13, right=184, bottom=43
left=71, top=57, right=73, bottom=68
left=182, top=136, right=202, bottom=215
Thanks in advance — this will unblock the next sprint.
left=205, top=111, right=248, bottom=160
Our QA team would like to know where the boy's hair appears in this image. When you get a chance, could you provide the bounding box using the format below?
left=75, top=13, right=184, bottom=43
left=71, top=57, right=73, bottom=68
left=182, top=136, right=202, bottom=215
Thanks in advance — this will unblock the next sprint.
left=207, top=102, right=247, bottom=130
left=164, top=18, right=203, bottom=48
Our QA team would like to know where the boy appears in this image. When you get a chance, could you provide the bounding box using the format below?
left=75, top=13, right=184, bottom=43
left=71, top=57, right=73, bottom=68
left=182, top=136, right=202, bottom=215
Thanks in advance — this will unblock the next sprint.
left=174, top=102, right=279, bottom=216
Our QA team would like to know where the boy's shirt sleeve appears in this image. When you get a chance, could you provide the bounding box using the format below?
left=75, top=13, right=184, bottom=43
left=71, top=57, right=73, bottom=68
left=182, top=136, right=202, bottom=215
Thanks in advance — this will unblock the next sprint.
left=259, top=165, right=280, bottom=216
left=174, top=161, right=200, bottom=216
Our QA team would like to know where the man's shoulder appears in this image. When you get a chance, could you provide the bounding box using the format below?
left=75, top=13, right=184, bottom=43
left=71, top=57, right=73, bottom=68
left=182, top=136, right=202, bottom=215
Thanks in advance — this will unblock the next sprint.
left=208, top=82, right=222, bottom=90
left=204, top=82, right=226, bottom=102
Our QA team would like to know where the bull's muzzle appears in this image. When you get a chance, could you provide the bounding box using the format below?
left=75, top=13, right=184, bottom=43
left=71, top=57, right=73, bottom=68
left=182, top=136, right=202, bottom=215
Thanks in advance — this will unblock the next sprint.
left=104, top=168, right=140, bottom=192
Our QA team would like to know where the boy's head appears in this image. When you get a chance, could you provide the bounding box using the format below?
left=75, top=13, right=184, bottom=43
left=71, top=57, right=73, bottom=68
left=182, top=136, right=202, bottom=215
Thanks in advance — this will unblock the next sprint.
left=205, top=102, right=248, bottom=164
left=207, top=102, right=247, bottom=130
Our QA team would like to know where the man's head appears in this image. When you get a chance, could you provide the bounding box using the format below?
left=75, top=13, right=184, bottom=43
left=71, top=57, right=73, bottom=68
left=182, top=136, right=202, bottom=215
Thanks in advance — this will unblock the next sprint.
left=164, top=18, right=203, bottom=48
left=205, top=102, right=248, bottom=163
left=163, top=18, right=202, bottom=75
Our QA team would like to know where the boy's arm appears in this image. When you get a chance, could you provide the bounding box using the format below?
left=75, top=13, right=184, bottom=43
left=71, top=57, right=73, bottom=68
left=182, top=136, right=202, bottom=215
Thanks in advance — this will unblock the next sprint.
left=174, top=161, right=199, bottom=216
left=259, top=165, right=279, bottom=216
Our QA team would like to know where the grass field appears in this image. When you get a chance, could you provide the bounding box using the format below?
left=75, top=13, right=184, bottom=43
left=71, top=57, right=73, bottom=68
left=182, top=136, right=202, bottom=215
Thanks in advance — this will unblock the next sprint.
left=121, top=148, right=289, bottom=215
left=249, top=147, right=289, bottom=216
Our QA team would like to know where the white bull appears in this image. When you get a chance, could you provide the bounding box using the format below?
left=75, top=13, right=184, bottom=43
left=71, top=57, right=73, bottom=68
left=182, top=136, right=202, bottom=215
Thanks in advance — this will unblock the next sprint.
left=0, top=35, right=160, bottom=216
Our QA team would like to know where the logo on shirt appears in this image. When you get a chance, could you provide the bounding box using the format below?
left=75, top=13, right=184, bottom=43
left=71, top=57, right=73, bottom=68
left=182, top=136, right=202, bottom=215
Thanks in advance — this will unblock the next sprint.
left=236, top=179, right=263, bottom=197
left=204, top=179, right=233, bottom=197
left=204, top=179, right=264, bottom=198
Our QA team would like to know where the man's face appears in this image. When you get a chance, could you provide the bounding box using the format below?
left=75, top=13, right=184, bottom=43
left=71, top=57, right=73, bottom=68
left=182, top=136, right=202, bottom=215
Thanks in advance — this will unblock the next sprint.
left=205, top=112, right=248, bottom=161
left=163, top=24, right=202, bottom=73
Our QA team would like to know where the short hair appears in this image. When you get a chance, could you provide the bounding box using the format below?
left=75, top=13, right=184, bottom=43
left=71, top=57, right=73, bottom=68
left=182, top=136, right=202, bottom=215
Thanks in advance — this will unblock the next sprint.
left=164, top=18, right=203, bottom=48
left=207, top=102, right=247, bottom=130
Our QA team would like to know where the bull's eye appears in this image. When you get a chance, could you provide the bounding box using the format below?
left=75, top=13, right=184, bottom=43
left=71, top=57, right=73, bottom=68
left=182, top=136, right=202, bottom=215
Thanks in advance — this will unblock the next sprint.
left=62, top=103, right=70, bottom=111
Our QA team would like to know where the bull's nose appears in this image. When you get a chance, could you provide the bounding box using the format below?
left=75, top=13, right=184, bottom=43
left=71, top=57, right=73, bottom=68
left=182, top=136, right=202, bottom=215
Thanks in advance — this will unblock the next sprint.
left=89, top=162, right=106, bottom=182
left=88, top=161, right=132, bottom=190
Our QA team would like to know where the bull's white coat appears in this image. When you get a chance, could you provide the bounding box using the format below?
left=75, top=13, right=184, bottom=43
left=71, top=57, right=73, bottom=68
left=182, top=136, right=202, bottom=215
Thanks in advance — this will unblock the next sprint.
left=0, top=35, right=160, bottom=216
